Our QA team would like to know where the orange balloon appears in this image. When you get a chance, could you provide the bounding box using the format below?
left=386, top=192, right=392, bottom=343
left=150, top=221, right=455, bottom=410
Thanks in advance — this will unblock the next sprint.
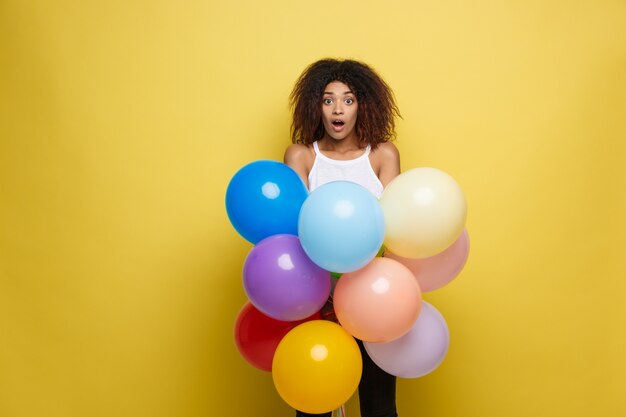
left=334, top=258, right=422, bottom=342
left=272, top=320, right=362, bottom=414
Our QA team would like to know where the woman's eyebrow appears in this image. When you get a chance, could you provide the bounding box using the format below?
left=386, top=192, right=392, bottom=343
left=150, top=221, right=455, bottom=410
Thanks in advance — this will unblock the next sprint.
left=323, top=90, right=354, bottom=95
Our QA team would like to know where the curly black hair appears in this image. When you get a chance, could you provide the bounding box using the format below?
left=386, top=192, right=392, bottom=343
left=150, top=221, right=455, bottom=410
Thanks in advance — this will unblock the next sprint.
left=289, top=59, right=400, bottom=148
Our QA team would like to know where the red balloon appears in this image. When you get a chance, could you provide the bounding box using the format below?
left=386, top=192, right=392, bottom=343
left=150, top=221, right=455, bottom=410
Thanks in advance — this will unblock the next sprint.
left=234, top=302, right=321, bottom=371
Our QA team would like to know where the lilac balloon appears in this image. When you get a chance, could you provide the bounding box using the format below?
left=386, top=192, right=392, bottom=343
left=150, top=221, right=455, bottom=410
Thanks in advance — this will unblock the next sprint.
left=243, top=234, right=331, bottom=321
left=364, top=301, right=449, bottom=378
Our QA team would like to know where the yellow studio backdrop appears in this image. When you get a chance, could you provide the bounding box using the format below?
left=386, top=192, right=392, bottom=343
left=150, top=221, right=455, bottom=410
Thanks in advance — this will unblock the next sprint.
left=1, top=0, right=625, bottom=416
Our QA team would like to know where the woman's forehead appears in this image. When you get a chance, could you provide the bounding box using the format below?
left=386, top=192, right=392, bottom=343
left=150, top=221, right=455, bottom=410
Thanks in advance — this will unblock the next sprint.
left=323, top=81, right=353, bottom=94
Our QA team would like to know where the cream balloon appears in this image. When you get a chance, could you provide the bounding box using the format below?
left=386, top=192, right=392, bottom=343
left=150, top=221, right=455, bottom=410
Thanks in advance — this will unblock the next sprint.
left=380, top=168, right=466, bottom=258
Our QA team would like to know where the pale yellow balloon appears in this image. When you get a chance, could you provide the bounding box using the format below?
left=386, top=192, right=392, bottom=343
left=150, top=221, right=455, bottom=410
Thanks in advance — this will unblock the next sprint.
left=380, top=167, right=467, bottom=258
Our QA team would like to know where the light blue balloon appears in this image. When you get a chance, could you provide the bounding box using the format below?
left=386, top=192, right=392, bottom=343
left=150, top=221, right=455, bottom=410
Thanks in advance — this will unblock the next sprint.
left=298, top=181, right=385, bottom=273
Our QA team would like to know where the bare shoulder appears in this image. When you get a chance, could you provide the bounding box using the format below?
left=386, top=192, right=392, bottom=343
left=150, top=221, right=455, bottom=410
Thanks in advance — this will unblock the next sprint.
left=283, top=143, right=315, bottom=187
left=371, top=142, right=401, bottom=187
left=374, top=141, right=400, bottom=160
left=370, top=141, right=400, bottom=167
left=284, top=143, right=314, bottom=164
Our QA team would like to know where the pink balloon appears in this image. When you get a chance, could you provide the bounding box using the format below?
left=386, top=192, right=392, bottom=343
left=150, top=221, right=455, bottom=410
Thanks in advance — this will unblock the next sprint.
left=364, top=301, right=449, bottom=378
left=385, top=229, right=469, bottom=292
left=333, top=258, right=421, bottom=343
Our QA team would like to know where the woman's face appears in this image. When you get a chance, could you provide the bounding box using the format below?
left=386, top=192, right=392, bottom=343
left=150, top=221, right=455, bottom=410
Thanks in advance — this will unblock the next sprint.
left=321, top=81, right=358, bottom=142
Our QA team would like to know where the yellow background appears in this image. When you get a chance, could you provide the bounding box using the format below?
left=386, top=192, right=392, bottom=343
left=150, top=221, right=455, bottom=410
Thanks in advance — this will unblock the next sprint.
left=1, top=1, right=625, bottom=416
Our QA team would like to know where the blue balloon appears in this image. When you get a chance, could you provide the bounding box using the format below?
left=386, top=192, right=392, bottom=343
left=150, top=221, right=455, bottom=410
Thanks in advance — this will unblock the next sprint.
left=298, top=181, right=385, bottom=273
left=226, top=161, right=308, bottom=244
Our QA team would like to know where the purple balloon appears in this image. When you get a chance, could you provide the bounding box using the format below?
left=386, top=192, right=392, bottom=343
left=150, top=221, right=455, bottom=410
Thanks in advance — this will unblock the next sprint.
left=364, top=301, right=449, bottom=378
left=243, top=234, right=331, bottom=321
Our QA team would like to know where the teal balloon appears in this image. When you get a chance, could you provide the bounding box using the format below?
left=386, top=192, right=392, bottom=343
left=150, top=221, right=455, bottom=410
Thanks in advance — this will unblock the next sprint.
left=226, top=161, right=308, bottom=244
left=298, top=181, right=385, bottom=273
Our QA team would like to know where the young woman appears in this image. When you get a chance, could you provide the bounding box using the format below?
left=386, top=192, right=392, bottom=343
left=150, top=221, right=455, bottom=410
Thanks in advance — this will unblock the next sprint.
left=284, top=58, right=402, bottom=417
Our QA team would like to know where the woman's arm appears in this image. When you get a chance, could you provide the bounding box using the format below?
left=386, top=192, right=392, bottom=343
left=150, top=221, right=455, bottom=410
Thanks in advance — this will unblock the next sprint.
left=284, top=143, right=313, bottom=189
left=375, top=142, right=401, bottom=187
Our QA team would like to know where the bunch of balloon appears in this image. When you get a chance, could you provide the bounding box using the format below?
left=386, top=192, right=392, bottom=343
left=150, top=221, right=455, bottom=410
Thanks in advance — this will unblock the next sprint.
left=226, top=162, right=363, bottom=414
left=226, top=161, right=468, bottom=412
left=358, top=167, right=469, bottom=379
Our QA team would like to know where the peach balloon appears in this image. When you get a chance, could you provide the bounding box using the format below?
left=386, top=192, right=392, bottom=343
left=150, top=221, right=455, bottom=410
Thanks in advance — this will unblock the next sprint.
left=334, top=258, right=422, bottom=343
left=385, top=229, right=470, bottom=292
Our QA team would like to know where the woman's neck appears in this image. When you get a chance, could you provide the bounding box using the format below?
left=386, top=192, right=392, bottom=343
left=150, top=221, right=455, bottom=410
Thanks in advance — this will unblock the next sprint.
left=318, top=136, right=364, bottom=154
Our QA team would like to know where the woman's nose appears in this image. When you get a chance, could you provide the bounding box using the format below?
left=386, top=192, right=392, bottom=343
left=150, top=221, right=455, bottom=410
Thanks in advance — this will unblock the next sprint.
left=332, top=103, right=344, bottom=115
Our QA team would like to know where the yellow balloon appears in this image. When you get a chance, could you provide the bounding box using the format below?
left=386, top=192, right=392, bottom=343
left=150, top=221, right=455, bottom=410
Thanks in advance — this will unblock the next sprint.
left=272, top=320, right=362, bottom=414
left=380, top=167, right=467, bottom=258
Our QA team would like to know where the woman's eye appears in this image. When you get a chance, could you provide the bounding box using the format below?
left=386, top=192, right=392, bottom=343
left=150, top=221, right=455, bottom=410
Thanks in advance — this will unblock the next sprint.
left=345, top=98, right=354, bottom=105
left=323, top=98, right=333, bottom=105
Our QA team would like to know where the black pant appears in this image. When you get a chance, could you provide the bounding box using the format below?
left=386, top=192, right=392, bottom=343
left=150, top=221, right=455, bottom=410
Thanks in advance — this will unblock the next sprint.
left=295, top=339, right=397, bottom=417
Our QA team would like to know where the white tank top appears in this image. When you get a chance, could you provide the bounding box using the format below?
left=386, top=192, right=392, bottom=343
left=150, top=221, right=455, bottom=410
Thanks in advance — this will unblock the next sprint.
left=308, top=141, right=384, bottom=198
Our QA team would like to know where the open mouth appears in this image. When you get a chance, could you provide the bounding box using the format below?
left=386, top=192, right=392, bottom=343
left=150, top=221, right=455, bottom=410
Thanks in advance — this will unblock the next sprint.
left=332, top=120, right=345, bottom=127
